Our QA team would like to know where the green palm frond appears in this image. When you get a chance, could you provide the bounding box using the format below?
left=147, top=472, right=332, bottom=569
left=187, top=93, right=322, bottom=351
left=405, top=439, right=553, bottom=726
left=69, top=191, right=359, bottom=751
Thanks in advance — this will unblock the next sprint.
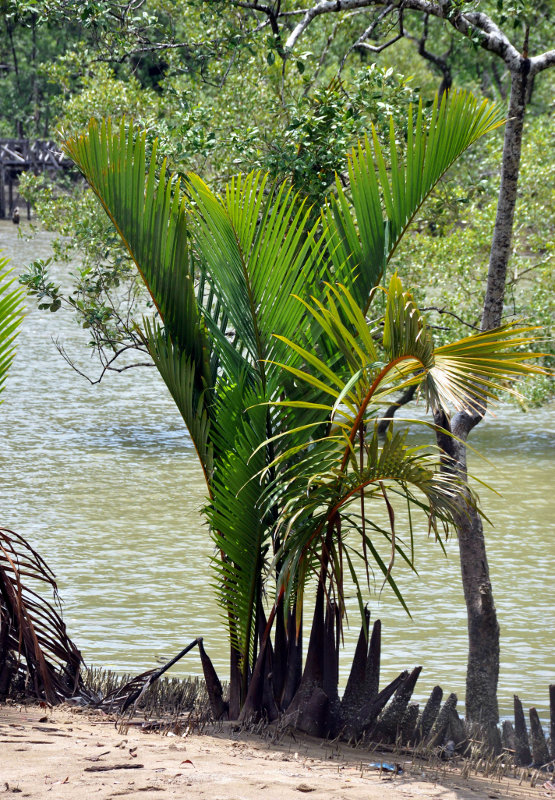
left=0, top=256, right=24, bottom=400
left=206, top=383, right=269, bottom=677
left=382, top=274, right=434, bottom=367
left=143, top=319, right=213, bottom=482
left=64, top=119, right=214, bottom=401
left=187, top=171, right=328, bottom=382
left=262, top=274, right=545, bottom=621
left=269, top=423, right=461, bottom=620
left=270, top=276, right=545, bottom=437
left=266, top=276, right=436, bottom=444
left=323, top=90, right=505, bottom=306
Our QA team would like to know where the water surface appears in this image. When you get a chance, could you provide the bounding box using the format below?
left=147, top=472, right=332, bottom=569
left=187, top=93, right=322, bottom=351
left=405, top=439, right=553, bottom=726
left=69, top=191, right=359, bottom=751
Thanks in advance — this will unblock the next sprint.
left=0, top=222, right=553, bottom=720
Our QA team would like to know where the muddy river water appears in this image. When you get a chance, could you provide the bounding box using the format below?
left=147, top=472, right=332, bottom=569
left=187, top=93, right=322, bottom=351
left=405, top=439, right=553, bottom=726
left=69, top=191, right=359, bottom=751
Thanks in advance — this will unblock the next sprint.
left=0, top=222, right=553, bottom=720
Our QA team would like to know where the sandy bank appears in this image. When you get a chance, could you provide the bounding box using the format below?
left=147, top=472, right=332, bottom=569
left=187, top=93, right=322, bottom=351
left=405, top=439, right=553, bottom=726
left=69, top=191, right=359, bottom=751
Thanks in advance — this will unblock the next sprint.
left=0, top=702, right=550, bottom=799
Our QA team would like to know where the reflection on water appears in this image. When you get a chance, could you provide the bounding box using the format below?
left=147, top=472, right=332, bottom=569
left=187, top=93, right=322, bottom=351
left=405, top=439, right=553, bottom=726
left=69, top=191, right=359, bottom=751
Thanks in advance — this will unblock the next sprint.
left=0, top=222, right=553, bottom=719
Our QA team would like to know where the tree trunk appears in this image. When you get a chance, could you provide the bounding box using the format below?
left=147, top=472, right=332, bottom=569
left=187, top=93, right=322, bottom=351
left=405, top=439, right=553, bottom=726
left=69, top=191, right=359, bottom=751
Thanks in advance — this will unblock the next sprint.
left=435, top=410, right=500, bottom=738
left=450, top=438, right=500, bottom=736
left=482, top=64, right=529, bottom=330
left=436, top=62, right=529, bottom=744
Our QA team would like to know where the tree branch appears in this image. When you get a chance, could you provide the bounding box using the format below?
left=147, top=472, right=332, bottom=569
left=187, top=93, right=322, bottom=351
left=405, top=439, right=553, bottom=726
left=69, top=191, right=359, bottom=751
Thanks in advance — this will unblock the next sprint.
left=285, top=0, right=382, bottom=52
left=231, top=0, right=285, bottom=54
left=338, top=4, right=395, bottom=72
left=54, top=340, right=153, bottom=386
left=282, top=0, right=554, bottom=77
left=529, top=48, right=555, bottom=75
left=419, top=306, right=480, bottom=331
left=405, top=12, right=452, bottom=97
left=358, top=8, right=403, bottom=55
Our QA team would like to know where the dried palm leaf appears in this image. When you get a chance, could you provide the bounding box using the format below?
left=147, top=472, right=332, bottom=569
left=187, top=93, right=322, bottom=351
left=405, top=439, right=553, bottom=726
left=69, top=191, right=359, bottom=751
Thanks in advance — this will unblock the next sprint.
left=0, top=527, right=83, bottom=703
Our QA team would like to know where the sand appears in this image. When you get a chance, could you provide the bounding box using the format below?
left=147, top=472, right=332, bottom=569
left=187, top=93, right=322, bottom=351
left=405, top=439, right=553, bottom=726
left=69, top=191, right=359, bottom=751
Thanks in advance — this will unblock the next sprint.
left=0, top=702, right=551, bottom=799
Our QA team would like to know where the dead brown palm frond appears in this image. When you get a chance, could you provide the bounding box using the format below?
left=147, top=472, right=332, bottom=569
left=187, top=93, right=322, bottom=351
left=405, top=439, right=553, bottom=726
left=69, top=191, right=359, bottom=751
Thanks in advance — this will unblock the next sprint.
left=97, top=638, right=207, bottom=716
left=0, top=526, right=83, bottom=704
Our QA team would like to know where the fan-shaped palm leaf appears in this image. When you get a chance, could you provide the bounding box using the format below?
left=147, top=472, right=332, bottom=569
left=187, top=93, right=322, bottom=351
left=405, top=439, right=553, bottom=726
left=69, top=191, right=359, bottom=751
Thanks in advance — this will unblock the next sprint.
left=268, top=277, right=544, bottom=447
left=262, top=276, right=544, bottom=623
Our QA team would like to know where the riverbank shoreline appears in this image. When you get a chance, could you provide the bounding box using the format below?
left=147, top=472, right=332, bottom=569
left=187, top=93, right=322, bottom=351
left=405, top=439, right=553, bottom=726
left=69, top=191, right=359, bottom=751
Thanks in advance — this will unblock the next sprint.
left=1, top=701, right=550, bottom=799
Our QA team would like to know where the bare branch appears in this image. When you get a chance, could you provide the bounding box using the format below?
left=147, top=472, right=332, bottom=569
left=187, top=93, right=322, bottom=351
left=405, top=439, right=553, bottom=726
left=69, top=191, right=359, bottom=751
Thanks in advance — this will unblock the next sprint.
left=285, top=0, right=381, bottom=52
left=419, top=306, right=481, bottom=331
left=54, top=340, right=153, bottom=386
left=358, top=29, right=403, bottom=53
left=282, top=0, right=554, bottom=77
left=529, top=48, right=555, bottom=75
left=219, top=48, right=238, bottom=88
left=404, top=12, right=452, bottom=97
left=506, top=259, right=549, bottom=286
left=338, top=4, right=394, bottom=73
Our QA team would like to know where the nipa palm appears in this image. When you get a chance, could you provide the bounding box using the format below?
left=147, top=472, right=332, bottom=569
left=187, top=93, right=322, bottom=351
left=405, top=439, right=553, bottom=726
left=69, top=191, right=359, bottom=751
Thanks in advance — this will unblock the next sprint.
left=63, top=89, right=542, bottom=733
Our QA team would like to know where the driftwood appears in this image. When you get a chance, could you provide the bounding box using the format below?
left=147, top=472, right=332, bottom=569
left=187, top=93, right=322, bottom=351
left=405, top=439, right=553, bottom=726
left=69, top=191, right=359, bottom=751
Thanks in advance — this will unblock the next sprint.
left=94, top=637, right=230, bottom=723
left=84, top=764, right=144, bottom=772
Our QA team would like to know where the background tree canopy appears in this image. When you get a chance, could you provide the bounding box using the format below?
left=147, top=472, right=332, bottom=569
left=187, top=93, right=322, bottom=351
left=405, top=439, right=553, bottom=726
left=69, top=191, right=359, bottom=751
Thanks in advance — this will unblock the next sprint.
left=10, top=0, right=553, bottom=398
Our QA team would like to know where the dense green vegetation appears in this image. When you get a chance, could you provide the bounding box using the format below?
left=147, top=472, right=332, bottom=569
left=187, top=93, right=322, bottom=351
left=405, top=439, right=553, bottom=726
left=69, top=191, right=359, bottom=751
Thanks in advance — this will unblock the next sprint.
left=10, top=1, right=552, bottom=400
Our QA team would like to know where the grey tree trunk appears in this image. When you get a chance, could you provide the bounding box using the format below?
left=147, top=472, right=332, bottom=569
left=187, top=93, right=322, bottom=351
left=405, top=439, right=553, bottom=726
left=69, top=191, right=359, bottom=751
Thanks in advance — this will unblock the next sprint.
left=482, top=64, right=530, bottom=331
left=450, top=415, right=501, bottom=735
left=436, top=64, right=530, bottom=744
left=434, top=408, right=500, bottom=738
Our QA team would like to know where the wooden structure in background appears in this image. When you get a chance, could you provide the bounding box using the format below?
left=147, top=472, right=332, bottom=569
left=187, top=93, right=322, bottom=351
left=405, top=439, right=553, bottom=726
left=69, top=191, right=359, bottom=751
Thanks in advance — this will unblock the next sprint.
left=0, top=139, right=73, bottom=219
